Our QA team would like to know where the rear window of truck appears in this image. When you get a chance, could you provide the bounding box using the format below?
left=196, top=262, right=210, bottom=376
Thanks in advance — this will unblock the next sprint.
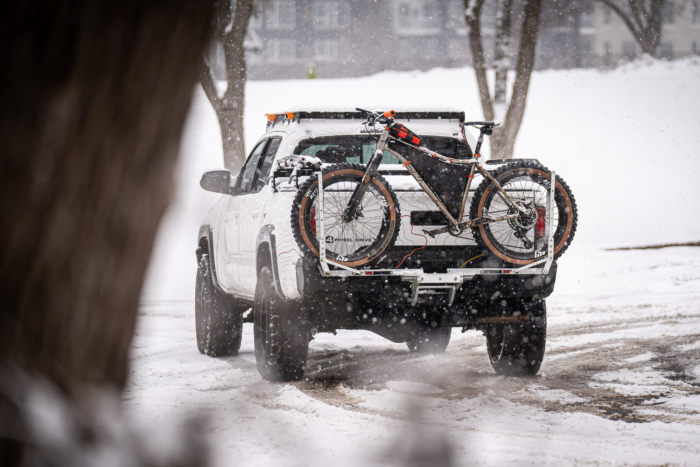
left=293, top=135, right=472, bottom=164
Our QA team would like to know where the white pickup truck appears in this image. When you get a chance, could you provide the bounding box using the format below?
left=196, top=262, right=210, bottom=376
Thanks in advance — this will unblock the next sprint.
left=196, top=108, right=559, bottom=382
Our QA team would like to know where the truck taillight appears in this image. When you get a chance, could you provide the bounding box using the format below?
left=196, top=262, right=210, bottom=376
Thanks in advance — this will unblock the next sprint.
left=536, top=205, right=546, bottom=238
left=310, top=207, right=316, bottom=236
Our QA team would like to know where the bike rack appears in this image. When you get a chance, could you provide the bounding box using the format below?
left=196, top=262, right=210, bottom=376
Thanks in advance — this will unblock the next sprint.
left=314, top=170, right=557, bottom=306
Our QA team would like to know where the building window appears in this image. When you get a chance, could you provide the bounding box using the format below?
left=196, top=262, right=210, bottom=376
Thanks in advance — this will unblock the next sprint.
left=314, top=1, right=350, bottom=29
left=603, top=41, right=612, bottom=66
left=622, top=41, right=636, bottom=60
left=662, top=1, right=674, bottom=24
left=581, top=2, right=594, bottom=28
left=394, top=0, right=441, bottom=36
left=693, top=41, right=699, bottom=55
left=603, top=6, right=613, bottom=24
left=398, top=37, right=440, bottom=60
left=268, top=0, right=296, bottom=29
left=448, top=38, right=468, bottom=59
left=249, top=7, right=263, bottom=30
left=315, top=39, right=340, bottom=61
left=267, top=39, right=296, bottom=63
left=446, top=0, right=467, bottom=33
left=693, top=1, right=699, bottom=23
left=660, top=41, right=674, bottom=59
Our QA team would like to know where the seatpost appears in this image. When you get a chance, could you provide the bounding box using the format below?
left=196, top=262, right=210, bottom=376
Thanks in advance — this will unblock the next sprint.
left=473, top=132, right=485, bottom=157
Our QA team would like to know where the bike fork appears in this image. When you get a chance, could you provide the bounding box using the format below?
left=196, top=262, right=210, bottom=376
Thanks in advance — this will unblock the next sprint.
left=342, top=144, right=386, bottom=223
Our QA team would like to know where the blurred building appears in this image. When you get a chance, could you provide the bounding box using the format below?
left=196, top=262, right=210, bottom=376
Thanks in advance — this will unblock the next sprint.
left=587, top=1, right=700, bottom=67
left=212, top=0, right=700, bottom=80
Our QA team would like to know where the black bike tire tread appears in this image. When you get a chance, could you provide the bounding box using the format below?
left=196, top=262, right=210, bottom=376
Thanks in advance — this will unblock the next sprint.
left=290, top=162, right=401, bottom=265
left=469, top=160, right=578, bottom=264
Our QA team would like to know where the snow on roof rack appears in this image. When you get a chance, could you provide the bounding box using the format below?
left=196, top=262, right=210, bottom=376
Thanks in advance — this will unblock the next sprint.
left=265, top=110, right=465, bottom=130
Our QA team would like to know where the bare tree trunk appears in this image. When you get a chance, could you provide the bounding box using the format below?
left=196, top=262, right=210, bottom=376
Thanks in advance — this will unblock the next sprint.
left=490, top=0, right=515, bottom=155
left=0, top=0, right=214, bottom=463
left=465, top=0, right=543, bottom=159
left=597, top=0, right=666, bottom=56
left=493, top=0, right=514, bottom=119
left=500, top=0, right=543, bottom=158
left=465, top=0, right=494, bottom=125
left=201, top=0, right=255, bottom=173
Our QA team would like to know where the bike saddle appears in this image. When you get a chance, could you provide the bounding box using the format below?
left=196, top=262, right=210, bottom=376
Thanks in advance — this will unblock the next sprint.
left=463, top=120, right=503, bottom=129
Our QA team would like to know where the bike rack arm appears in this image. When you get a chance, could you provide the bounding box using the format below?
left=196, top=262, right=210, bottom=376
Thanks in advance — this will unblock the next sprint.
left=543, top=170, right=555, bottom=274
left=317, top=171, right=331, bottom=277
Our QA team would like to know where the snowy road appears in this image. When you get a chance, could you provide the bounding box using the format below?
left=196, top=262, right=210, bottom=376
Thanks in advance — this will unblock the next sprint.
left=126, top=246, right=700, bottom=466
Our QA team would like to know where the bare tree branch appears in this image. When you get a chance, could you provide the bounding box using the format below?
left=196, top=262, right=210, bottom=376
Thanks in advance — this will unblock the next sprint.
left=200, top=62, right=221, bottom=113
left=595, top=0, right=666, bottom=56
left=201, top=0, right=255, bottom=172
left=598, top=0, right=644, bottom=42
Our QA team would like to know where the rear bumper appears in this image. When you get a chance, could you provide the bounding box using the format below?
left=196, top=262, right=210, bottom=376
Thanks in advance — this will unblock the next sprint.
left=296, top=253, right=557, bottom=311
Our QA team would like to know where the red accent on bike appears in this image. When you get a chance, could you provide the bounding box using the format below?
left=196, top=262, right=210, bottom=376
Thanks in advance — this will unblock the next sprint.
left=468, top=175, right=473, bottom=178
left=536, top=205, right=546, bottom=238
left=402, top=160, right=411, bottom=167
left=398, top=131, right=407, bottom=139
left=310, top=207, right=316, bottom=236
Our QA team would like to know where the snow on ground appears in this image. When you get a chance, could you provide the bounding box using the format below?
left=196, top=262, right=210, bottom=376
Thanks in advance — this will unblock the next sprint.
left=130, top=59, right=700, bottom=466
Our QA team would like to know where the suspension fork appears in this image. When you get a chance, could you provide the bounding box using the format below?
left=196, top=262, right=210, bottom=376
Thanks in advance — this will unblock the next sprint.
left=342, top=130, right=389, bottom=223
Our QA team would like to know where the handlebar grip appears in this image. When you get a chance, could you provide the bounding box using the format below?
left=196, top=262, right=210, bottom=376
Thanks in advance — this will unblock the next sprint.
left=383, top=110, right=396, bottom=118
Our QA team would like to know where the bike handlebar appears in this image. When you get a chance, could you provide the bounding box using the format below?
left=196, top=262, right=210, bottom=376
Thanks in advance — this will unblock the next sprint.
left=356, top=107, right=395, bottom=125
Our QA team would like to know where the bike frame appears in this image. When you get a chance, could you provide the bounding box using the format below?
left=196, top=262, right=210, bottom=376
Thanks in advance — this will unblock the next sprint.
left=345, top=120, right=527, bottom=237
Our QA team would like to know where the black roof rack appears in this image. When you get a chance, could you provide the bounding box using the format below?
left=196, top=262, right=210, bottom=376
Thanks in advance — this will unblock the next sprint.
left=266, top=110, right=465, bottom=129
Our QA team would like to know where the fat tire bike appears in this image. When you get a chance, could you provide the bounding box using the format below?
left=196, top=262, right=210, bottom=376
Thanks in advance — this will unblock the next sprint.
left=291, top=108, right=577, bottom=267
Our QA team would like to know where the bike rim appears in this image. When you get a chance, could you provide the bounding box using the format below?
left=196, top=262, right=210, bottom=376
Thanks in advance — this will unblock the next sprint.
left=299, top=172, right=396, bottom=266
left=479, top=169, right=572, bottom=263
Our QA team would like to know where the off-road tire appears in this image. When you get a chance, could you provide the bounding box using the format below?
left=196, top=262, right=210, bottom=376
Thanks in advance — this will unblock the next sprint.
left=485, top=298, right=547, bottom=376
left=195, top=255, right=242, bottom=357
left=407, top=326, right=451, bottom=354
left=470, top=161, right=577, bottom=265
left=291, top=163, right=401, bottom=268
left=253, top=266, right=309, bottom=382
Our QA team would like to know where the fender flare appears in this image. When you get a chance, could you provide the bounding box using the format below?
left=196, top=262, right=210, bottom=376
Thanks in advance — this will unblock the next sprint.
left=256, top=225, right=288, bottom=301
left=196, top=224, right=226, bottom=294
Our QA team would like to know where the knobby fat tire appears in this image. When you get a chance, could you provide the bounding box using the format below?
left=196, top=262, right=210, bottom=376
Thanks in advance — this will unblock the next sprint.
left=291, top=163, right=401, bottom=268
left=469, top=161, right=578, bottom=265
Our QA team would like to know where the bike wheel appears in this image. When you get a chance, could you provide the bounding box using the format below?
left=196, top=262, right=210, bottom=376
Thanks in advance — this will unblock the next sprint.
left=469, top=161, right=577, bottom=265
left=291, top=163, right=400, bottom=267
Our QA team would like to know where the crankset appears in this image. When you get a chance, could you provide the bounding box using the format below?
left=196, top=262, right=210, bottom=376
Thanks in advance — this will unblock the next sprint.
left=423, top=215, right=516, bottom=238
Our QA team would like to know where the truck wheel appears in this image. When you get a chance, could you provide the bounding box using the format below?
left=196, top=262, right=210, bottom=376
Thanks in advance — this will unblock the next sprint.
left=253, top=266, right=309, bottom=382
left=195, top=255, right=242, bottom=357
left=407, top=327, right=451, bottom=354
left=485, top=299, right=546, bottom=376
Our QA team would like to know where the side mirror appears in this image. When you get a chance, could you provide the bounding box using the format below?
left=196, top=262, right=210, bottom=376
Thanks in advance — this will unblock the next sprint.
left=200, top=170, right=237, bottom=195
